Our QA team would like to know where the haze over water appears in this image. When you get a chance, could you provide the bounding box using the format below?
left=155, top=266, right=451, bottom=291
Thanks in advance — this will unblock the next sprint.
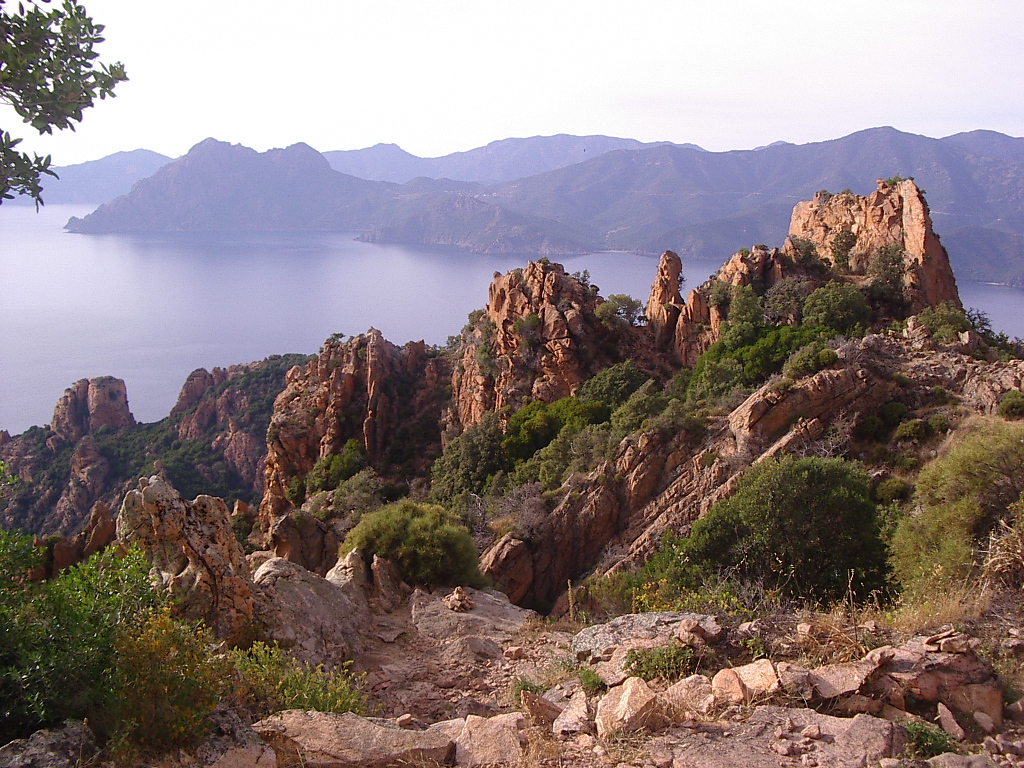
left=2, top=205, right=1022, bottom=436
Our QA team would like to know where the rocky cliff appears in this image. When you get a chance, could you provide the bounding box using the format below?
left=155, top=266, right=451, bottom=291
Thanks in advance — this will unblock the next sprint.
left=0, top=355, right=304, bottom=537
left=789, top=178, right=961, bottom=312
left=258, top=331, right=450, bottom=529
left=50, top=377, right=135, bottom=442
left=450, top=260, right=658, bottom=429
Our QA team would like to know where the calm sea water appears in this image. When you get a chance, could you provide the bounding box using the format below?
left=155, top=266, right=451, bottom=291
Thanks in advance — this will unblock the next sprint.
left=2, top=205, right=1022, bottom=435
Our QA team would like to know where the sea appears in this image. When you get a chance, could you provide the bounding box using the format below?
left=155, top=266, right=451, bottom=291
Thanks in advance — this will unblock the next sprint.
left=2, top=204, right=1022, bottom=435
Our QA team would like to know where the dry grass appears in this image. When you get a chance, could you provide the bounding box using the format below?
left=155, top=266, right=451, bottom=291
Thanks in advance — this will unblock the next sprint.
left=521, top=726, right=563, bottom=766
left=885, top=582, right=991, bottom=636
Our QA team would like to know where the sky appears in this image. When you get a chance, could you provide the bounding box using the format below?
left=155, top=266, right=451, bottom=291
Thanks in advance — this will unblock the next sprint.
left=3, top=1, right=1024, bottom=165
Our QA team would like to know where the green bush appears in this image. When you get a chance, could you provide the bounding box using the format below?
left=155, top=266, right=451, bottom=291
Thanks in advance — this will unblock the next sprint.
left=341, top=500, right=485, bottom=587
left=577, top=361, right=648, bottom=409
left=233, top=641, right=365, bottom=718
left=430, top=413, right=508, bottom=505
left=719, top=285, right=764, bottom=349
left=874, top=477, right=912, bottom=504
left=306, top=440, right=365, bottom=494
left=866, top=243, right=908, bottom=311
left=112, top=610, right=230, bottom=750
left=596, top=294, right=643, bottom=329
left=802, top=282, right=871, bottom=333
left=830, top=230, right=857, bottom=272
left=890, top=419, right=1024, bottom=594
left=892, top=419, right=928, bottom=443
left=577, top=666, right=604, bottom=695
left=764, top=277, right=812, bottom=324
left=927, top=413, right=950, bottom=434
left=917, top=303, right=972, bottom=344
left=782, top=342, right=837, bottom=379
left=0, top=540, right=164, bottom=743
left=502, top=397, right=609, bottom=463
left=624, top=643, right=707, bottom=682
left=999, top=390, right=1024, bottom=420
left=903, top=720, right=959, bottom=759
left=654, top=455, right=887, bottom=602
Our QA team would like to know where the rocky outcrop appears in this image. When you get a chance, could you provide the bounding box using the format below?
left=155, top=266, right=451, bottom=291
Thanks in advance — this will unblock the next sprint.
left=259, top=331, right=449, bottom=529
left=117, top=476, right=257, bottom=645
left=451, top=260, right=622, bottom=429
left=253, top=710, right=456, bottom=768
left=30, top=501, right=116, bottom=579
left=789, top=178, right=961, bottom=312
left=649, top=246, right=792, bottom=366
left=50, top=377, right=135, bottom=442
left=253, top=557, right=370, bottom=666
left=0, top=720, right=98, bottom=768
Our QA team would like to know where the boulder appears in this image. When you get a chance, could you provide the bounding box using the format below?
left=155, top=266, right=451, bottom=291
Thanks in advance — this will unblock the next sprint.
left=595, top=677, right=669, bottom=738
left=712, top=659, right=779, bottom=705
left=411, top=586, right=534, bottom=645
left=253, top=557, right=369, bottom=666
left=662, top=674, right=716, bottom=718
left=117, top=476, right=255, bottom=645
left=253, top=710, right=456, bottom=768
left=552, top=690, right=591, bottom=737
left=0, top=721, right=97, bottom=768
left=453, top=713, right=525, bottom=767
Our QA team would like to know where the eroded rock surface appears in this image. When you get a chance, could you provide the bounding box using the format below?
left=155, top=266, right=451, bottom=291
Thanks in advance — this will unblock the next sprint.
left=117, top=476, right=257, bottom=645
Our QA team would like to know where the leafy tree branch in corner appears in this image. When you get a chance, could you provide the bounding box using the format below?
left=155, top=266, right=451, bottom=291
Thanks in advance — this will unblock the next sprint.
left=0, top=0, right=126, bottom=204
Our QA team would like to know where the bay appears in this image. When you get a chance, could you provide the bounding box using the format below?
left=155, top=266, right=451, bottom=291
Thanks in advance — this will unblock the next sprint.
left=2, top=204, right=1021, bottom=435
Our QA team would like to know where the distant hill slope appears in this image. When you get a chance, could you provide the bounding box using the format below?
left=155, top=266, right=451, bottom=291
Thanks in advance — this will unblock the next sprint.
left=322, top=134, right=698, bottom=184
left=65, top=128, right=1024, bottom=285
left=9, top=149, right=172, bottom=205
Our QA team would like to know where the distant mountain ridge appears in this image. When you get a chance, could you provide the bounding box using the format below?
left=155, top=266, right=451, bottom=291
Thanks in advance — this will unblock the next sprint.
left=64, top=128, right=1024, bottom=285
left=8, top=149, right=172, bottom=205
left=322, top=134, right=701, bottom=184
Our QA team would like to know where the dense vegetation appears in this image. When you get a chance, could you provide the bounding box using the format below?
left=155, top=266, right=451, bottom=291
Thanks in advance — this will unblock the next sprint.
left=0, top=531, right=364, bottom=748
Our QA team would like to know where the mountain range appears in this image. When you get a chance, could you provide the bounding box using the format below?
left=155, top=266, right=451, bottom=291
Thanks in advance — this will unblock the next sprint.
left=57, top=128, right=1024, bottom=286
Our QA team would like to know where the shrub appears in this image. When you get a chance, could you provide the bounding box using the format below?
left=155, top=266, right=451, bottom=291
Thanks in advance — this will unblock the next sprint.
left=890, top=419, right=1024, bottom=594
left=928, top=413, right=950, bottom=434
left=577, top=361, right=648, bottom=409
left=112, top=610, right=230, bottom=750
left=892, top=419, right=928, bottom=443
left=802, top=282, right=871, bottom=333
left=233, top=641, right=365, bottom=718
left=511, top=677, right=544, bottom=705
left=782, top=342, right=837, bottom=379
left=866, top=243, right=908, bottom=310
left=917, top=303, right=972, bottom=344
left=429, top=413, right=507, bottom=505
left=624, top=643, right=705, bottom=682
left=720, top=285, right=764, bottom=349
left=660, top=455, right=887, bottom=601
left=830, top=230, right=857, bottom=272
left=874, top=477, right=912, bottom=504
left=0, top=542, right=163, bottom=743
left=707, top=280, right=731, bottom=308
left=999, top=390, right=1024, bottom=420
left=306, top=440, right=365, bottom=494
left=903, top=720, right=959, bottom=759
left=502, top=397, right=609, bottom=463
left=577, top=667, right=604, bottom=695
left=341, top=499, right=485, bottom=587
left=596, top=294, right=643, bottom=329
left=764, top=277, right=813, bottom=324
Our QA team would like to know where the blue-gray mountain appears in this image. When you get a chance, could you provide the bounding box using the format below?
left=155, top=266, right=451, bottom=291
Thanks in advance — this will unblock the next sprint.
left=8, top=149, right=171, bottom=205
left=63, top=128, right=1024, bottom=285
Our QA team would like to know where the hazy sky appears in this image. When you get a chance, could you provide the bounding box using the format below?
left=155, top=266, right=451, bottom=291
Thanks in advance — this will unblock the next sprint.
left=4, top=0, right=1023, bottom=165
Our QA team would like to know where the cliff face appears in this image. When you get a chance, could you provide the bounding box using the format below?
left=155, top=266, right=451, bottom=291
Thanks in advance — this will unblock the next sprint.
left=50, top=377, right=135, bottom=442
left=789, top=178, right=961, bottom=312
left=451, top=260, right=632, bottom=429
left=648, top=246, right=792, bottom=366
left=258, top=331, right=450, bottom=529
left=1, top=357, right=301, bottom=537
left=480, top=331, right=1024, bottom=611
